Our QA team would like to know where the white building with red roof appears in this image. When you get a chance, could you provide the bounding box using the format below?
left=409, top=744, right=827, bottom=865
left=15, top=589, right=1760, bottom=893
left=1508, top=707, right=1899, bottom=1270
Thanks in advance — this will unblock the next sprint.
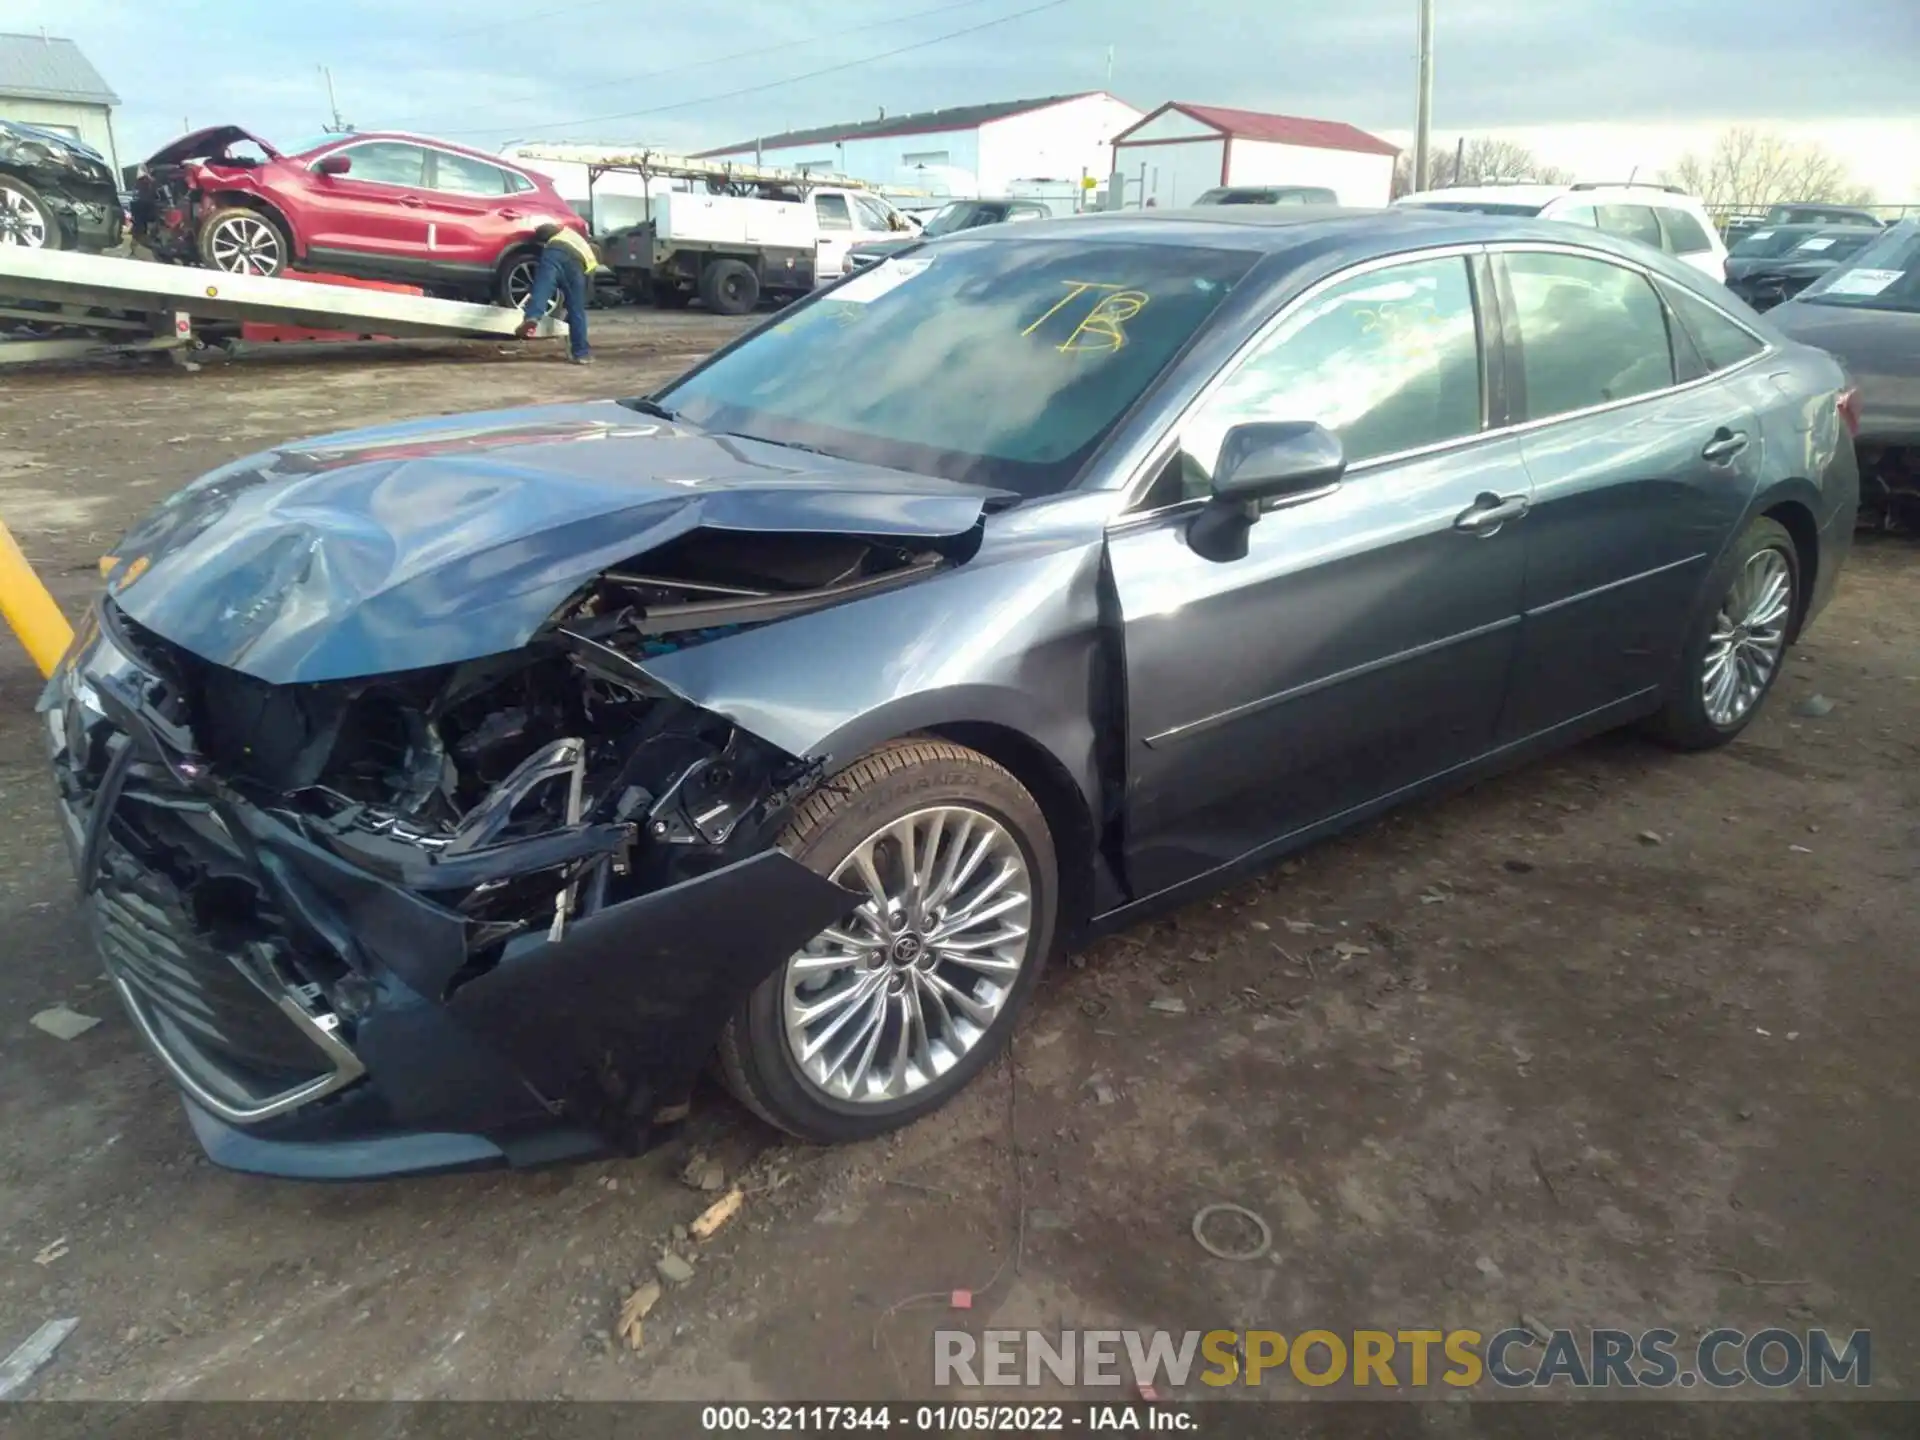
left=1110, top=102, right=1400, bottom=209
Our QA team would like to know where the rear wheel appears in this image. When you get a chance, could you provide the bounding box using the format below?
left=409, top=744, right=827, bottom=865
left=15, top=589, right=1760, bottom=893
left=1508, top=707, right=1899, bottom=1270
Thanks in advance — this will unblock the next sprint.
left=719, top=740, right=1057, bottom=1143
left=496, top=250, right=559, bottom=314
left=198, top=207, right=288, bottom=277
left=1648, top=516, right=1799, bottom=750
left=0, top=177, right=60, bottom=249
left=699, top=258, right=760, bottom=316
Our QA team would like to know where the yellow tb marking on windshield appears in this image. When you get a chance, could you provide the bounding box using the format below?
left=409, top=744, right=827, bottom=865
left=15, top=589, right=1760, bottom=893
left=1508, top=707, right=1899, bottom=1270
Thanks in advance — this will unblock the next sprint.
left=1023, top=281, right=1151, bottom=352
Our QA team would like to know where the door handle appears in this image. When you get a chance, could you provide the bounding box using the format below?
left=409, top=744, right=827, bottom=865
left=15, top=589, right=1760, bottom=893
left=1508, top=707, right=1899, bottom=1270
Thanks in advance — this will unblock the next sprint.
left=1701, top=430, right=1749, bottom=465
left=1454, top=491, right=1531, bottom=535
left=500, top=208, right=523, bottom=220
left=399, top=195, right=425, bottom=208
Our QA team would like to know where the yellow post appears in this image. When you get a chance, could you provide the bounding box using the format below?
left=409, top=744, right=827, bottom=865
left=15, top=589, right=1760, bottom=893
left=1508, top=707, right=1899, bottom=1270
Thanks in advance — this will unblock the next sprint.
left=0, top=519, right=74, bottom=678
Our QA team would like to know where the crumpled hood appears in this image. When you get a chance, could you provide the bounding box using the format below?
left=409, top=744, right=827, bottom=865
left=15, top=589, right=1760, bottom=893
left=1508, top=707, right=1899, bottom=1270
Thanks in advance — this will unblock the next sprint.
left=1770, top=299, right=1920, bottom=445
left=143, top=125, right=282, bottom=166
left=105, top=401, right=1003, bottom=684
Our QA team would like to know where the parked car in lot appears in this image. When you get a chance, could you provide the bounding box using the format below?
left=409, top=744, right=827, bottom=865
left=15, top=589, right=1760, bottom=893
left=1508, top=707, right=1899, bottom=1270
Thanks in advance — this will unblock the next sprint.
left=1194, top=185, right=1338, bottom=206
left=51, top=207, right=1855, bottom=1177
left=844, top=196, right=1057, bottom=271
left=131, top=127, right=586, bottom=305
left=1768, top=220, right=1920, bottom=529
left=1395, top=182, right=1728, bottom=280
left=0, top=119, right=124, bottom=251
left=1726, top=204, right=1884, bottom=247
left=1724, top=225, right=1880, bottom=310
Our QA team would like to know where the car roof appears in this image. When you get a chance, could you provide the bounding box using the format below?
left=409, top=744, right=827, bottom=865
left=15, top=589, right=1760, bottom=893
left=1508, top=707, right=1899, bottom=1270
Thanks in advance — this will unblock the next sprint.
left=958, top=206, right=1712, bottom=272
left=298, top=130, right=535, bottom=168
left=1398, top=184, right=1705, bottom=210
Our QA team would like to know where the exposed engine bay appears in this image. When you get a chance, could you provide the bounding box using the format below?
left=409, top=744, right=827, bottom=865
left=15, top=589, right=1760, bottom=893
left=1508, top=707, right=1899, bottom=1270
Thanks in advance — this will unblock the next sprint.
left=101, top=528, right=950, bottom=996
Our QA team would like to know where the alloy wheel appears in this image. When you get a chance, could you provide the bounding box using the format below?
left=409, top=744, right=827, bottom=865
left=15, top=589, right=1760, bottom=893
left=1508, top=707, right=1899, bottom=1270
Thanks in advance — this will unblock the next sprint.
left=1702, top=546, right=1793, bottom=727
left=506, top=257, right=561, bottom=315
left=0, top=185, right=49, bottom=247
left=781, top=805, right=1033, bottom=1105
left=206, top=214, right=283, bottom=276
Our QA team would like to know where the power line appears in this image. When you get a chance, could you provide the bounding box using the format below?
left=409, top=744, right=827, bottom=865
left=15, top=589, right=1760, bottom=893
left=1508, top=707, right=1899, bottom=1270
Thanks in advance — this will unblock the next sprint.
left=439, top=0, right=1077, bottom=138
left=379, top=0, right=1006, bottom=131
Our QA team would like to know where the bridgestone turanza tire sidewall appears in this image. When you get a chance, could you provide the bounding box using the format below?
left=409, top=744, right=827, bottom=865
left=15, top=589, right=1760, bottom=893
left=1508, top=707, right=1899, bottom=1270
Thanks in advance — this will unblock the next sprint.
left=719, top=740, right=1058, bottom=1144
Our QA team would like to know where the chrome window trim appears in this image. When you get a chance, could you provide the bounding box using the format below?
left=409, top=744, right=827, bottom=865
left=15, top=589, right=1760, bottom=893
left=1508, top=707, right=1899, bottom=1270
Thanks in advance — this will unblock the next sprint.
left=313, top=138, right=536, bottom=195
left=1114, top=238, right=1772, bottom=523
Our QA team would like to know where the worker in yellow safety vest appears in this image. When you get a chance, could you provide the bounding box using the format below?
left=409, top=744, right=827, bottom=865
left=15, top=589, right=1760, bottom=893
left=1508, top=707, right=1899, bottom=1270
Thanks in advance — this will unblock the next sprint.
left=515, top=223, right=599, bottom=364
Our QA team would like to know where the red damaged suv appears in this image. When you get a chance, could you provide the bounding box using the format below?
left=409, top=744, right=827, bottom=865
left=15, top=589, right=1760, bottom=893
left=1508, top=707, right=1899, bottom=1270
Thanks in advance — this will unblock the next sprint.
left=132, top=126, right=586, bottom=307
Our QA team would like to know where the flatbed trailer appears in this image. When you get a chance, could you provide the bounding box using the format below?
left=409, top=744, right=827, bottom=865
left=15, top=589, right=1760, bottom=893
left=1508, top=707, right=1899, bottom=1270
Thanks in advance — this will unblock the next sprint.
left=0, top=246, right=560, bottom=365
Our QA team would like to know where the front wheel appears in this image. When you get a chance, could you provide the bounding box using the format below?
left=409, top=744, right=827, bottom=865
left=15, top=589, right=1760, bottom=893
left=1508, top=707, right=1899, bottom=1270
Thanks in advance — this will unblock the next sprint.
left=699, top=258, right=760, bottom=316
left=1648, top=516, right=1799, bottom=750
left=197, top=206, right=288, bottom=277
left=0, top=177, right=60, bottom=249
left=719, top=740, right=1057, bottom=1143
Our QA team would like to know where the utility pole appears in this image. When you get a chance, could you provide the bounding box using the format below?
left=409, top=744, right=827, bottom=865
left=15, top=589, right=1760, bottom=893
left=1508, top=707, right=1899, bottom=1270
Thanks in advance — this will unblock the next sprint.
left=1105, top=45, right=1114, bottom=90
left=1412, top=0, right=1435, bottom=193
left=320, top=65, right=348, bottom=133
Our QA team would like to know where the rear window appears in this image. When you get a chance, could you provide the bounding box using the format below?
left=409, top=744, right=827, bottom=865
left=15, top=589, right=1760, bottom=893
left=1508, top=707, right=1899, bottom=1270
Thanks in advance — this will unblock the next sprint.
left=1596, top=204, right=1665, bottom=251
left=1730, top=228, right=1807, bottom=259
left=1657, top=207, right=1715, bottom=256
left=1505, top=251, right=1674, bottom=419
left=1659, top=281, right=1765, bottom=372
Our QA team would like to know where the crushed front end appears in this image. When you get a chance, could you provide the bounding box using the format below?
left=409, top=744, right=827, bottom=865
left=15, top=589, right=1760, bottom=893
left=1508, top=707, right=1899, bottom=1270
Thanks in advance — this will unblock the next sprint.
left=42, top=546, right=878, bottom=1178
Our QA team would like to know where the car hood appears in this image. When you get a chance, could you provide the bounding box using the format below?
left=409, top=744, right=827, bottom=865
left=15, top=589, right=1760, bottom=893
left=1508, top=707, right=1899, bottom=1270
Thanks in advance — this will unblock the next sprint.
left=103, top=401, right=1006, bottom=685
left=144, top=125, right=281, bottom=166
left=1770, top=299, right=1920, bottom=444
left=0, top=119, right=109, bottom=166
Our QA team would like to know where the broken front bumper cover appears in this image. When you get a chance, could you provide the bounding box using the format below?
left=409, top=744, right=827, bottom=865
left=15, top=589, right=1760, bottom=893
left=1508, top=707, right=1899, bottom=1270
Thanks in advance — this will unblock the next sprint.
left=43, top=618, right=856, bottom=1181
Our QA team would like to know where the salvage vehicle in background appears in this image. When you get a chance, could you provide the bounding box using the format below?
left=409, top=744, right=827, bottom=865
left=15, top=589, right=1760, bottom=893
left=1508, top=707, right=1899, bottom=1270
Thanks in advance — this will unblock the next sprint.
left=130, top=127, right=585, bottom=306
left=50, top=207, right=1855, bottom=1178
left=845, top=196, right=1056, bottom=271
left=0, top=119, right=125, bottom=251
left=1724, top=225, right=1880, bottom=310
left=1726, top=204, right=1884, bottom=247
left=1194, top=185, right=1339, bottom=206
left=1396, top=182, right=1728, bottom=280
left=1769, top=220, right=1920, bottom=530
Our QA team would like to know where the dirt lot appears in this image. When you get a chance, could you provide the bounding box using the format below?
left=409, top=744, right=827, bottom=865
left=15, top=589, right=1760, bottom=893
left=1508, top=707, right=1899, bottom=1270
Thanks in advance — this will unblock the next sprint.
left=0, top=311, right=1915, bottom=1407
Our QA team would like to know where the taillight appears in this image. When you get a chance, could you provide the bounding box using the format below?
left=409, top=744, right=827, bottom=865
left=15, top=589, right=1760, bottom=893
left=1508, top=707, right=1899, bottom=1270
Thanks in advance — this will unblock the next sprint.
left=1837, top=387, right=1861, bottom=437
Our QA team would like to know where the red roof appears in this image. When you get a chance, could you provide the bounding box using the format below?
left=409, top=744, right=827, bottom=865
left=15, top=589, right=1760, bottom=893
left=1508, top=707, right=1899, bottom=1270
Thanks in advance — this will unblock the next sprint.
left=1114, top=103, right=1399, bottom=157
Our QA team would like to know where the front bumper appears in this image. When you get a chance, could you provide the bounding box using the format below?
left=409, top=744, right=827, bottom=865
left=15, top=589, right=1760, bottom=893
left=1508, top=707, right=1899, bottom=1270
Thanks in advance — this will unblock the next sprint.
left=43, top=613, right=854, bottom=1180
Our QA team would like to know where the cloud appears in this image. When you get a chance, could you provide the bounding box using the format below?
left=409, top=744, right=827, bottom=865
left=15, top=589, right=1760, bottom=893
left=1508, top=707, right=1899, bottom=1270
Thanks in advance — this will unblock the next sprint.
left=10, top=0, right=1916, bottom=171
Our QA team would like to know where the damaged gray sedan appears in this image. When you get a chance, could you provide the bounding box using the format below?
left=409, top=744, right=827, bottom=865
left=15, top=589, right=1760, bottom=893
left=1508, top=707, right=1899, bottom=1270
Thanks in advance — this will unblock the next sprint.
left=46, top=208, right=1857, bottom=1178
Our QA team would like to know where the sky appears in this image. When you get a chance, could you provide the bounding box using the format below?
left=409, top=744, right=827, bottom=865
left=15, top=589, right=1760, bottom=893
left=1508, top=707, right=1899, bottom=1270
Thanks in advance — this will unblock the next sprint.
left=11, top=0, right=1920, bottom=199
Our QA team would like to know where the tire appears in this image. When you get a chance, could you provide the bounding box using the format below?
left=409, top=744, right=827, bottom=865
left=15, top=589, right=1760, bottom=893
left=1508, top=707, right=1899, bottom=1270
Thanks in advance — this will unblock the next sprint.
left=495, top=249, right=560, bottom=314
left=699, top=258, right=760, bottom=316
left=1647, top=516, right=1799, bottom=750
left=0, top=176, right=62, bottom=250
left=718, top=739, right=1058, bottom=1143
left=197, top=206, right=289, bottom=277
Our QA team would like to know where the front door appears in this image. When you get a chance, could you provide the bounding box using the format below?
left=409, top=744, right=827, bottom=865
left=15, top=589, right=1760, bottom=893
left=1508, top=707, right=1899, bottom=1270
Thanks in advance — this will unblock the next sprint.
left=299, top=140, right=433, bottom=262
left=813, top=192, right=856, bottom=282
left=1491, top=247, right=1766, bottom=739
left=1109, top=252, right=1534, bottom=898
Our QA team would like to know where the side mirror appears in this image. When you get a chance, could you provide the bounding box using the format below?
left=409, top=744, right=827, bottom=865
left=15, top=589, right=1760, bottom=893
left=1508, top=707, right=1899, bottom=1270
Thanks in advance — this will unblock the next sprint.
left=316, top=154, right=352, bottom=176
left=1188, top=421, right=1345, bottom=563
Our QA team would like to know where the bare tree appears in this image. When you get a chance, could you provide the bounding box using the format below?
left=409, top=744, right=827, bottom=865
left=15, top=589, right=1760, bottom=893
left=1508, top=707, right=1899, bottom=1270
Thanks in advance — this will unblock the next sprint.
left=1661, top=128, right=1874, bottom=211
left=1393, top=137, right=1573, bottom=198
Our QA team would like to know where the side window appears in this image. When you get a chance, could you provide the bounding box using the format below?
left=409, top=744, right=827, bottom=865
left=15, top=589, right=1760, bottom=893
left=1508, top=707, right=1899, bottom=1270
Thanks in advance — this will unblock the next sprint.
left=432, top=151, right=510, bottom=196
left=1597, top=204, right=1665, bottom=251
left=852, top=195, right=894, bottom=231
left=334, top=142, right=426, bottom=188
left=815, top=194, right=853, bottom=231
left=1658, top=280, right=1766, bottom=372
left=1657, top=207, right=1715, bottom=256
left=1180, top=256, right=1483, bottom=493
left=1505, top=251, right=1675, bottom=419
left=507, top=171, right=536, bottom=194
left=1008, top=204, right=1050, bottom=222
left=1556, top=205, right=1599, bottom=227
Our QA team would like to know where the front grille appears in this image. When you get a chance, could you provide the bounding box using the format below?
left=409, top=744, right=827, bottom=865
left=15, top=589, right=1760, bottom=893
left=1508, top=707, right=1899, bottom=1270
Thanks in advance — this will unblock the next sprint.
left=91, top=845, right=326, bottom=1088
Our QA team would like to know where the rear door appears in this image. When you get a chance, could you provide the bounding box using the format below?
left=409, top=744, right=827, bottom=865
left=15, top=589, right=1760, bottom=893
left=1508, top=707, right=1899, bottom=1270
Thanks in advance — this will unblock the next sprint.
left=1493, top=246, right=1765, bottom=739
left=420, top=148, right=521, bottom=278
left=300, top=140, right=432, bottom=260
left=814, top=192, right=855, bottom=281
left=1108, top=251, right=1534, bottom=896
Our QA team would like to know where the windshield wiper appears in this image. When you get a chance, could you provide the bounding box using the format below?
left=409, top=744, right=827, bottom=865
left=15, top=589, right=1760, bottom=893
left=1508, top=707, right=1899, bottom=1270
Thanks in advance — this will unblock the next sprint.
left=723, top=431, right=827, bottom=456
left=622, top=397, right=678, bottom=420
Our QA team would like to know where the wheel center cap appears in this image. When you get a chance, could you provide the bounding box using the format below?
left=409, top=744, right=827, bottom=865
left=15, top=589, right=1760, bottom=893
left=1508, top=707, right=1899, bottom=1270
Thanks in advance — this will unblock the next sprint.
left=890, top=933, right=924, bottom=966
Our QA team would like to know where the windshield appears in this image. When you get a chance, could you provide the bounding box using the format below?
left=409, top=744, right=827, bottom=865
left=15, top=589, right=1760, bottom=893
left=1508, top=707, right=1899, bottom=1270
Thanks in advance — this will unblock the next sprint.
left=285, top=136, right=346, bottom=158
left=1397, top=199, right=1545, bottom=217
left=1799, top=221, right=1920, bottom=312
left=921, top=202, right=985, bottom=237
left=1787, top=231, right=1873, bottom=260
left=1730, top=227, right=1813, bottom=258
left=653, top=238, right=1259, bottom=495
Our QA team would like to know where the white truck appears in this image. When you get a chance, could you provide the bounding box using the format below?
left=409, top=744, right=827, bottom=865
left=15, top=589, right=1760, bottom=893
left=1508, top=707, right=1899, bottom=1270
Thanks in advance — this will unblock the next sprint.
left=505, top=147, right=913, bottom=314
